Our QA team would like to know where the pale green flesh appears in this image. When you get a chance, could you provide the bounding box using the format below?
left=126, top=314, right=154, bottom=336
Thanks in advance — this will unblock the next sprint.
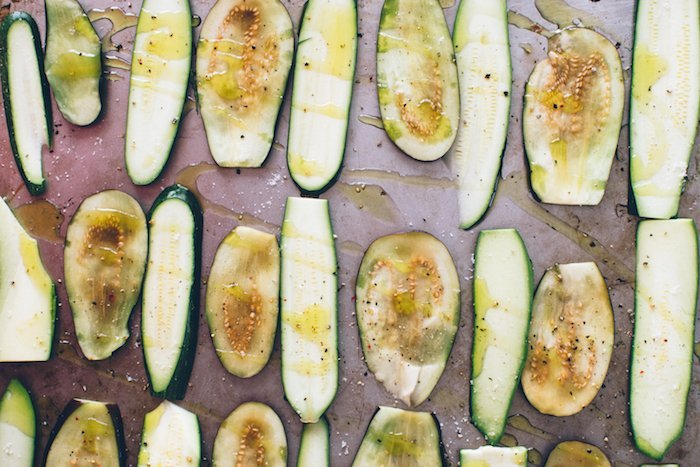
left=297, top=418, right=329, bottom=467
left=45, top=0, right=102, bottom=126
left=0, top=198, right=54, bottom=362
left=287, top=0, right=356, bottom=191
left=524, top=28, right=624, bottom=205
left=452, top=0, right=510, bottom=229
left=544, top=440, right=611, bottom=467
left=0, top=380, right=34, bottom=467
left=631, top=219, right=697, bottom=460
left=64, top=190, right=148, bottom=360
left=280, top=197, right=337, bottom=423
left=138, top=401, right=200, bottom=466
left=630, top=0, right=700, bottom=219
left=125, top=0, right=192, bottom=185
left=212, top=402, right=287, bottom=467
left=471, top=229, right=532, bottom=443
left=460, top=446, right=527, bottom=466
left=377, top=0, right=459, bottom=161
left=196, top=0, right=293, bottom=167
left=352, top=406, right=441, bottom=466
left=142, top=199, right=195, bottom=393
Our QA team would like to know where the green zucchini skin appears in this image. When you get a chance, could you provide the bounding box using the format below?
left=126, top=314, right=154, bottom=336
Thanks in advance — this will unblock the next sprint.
left=0, top=379, right=36, bottom=467
left=0, top=11, right=53, bottom=195
left=142, top=184, right=202, bottom=400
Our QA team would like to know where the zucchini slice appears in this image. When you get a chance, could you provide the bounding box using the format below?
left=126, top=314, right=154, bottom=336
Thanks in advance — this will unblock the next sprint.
left=352, top=406, right=442, bottom=466
left=0, top=380, right=35, bottom=467
left=521, top=262, right=614, bottom=416
left=0, top=197, right=55, bottom=362
left=630, top=0, right=700, bottom=219
left=523, top=28, right=624, bottom=205
left=45, top=399, right=125, bottom=467
left=125, top=0, right=192, bottom=185
left=471, top=229, right=532, bottom=444
left=0, top=12, right=52, bottom=195
left=631, top=219, right=698, bottom=460
left=452, top=0, right=511, bottom=229
left=286, top=0, right=357, bottom=192
left=196, top=0, right=294, bottom=167
left=45, top=0, right=102, bottom=126
left=280, top=197, right=338, bottom=423
left=460, top=446, right=527, bottom=466
left=142, top=184, right=202, bottom=399
left=355, top=232, right=460, bottom=407
left=138, top=401, right=200, bottom=467
left=377, top=0, right=459, bottom=161
left=544, top=441, right=611, bottom=467
left=297, top=418, right=329, bottom=467
left=64, top=190, right=148, bottom=360
left=212, top=401, right=287, bottom=467
left=205, top=226, right=280, bottom=378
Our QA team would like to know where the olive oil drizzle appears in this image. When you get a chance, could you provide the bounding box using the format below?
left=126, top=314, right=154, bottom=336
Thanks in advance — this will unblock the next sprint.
left=358, top=114, right=384, bottom=129
left=87, top=7, right=138, bottom=54
left=14, top=199, right=64, bottom=243
left=336, top=182, right=402, bottom=225
left=506, top=414, right=555, bottom=441
left=507, top=11, right=554, bottom=39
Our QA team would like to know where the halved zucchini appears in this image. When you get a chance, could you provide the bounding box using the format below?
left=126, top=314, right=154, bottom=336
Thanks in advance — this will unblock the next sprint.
left=452, top=0, right=511, bottom=228
left=521, top=262, right=614, bottom=416
left=544, top=441, right=611, bottom=467
left=460, top=446, right=527, bottom=466
left=44, top=399, right=125, bottom=467
left=197, top=0, right=294, bottom=167
left=377, top=0, right=459, bottom=161
left=142, top=184, right=202, bottom=399
left=355, top=231, right=460, bottom=407
left=125, top=0, right=192, bottom=185
left=205, top=226, right=280, bottom=378
left=45, top=0, right=102, bottom=126
left=64, top=190, right=148, bottom=360
left=0, top=197, right=55, bottom=362
left=0, top=379, right=35, bottom=467
left=471, top=229, right=532, bottom=444
left=280, top=197, right=337, bottom=423
left=630, top=0, right=700, bottom=219
left=286, top=0, right=357, bottom=192
left=0, top=11, right=52, bottom=195
left=523, top=27, right=624, bottom=205
left=212, top=401, right=287, bottom=467
left=352, top=406, right=442, bottom=466
left=297, top=418, right=329, bottom=467
left=631, top=219, right=697, bottom=460
left=138, top=401, right=200, bottom=466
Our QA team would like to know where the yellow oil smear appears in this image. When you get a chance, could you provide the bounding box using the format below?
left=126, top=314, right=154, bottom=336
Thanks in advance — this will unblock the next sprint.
left=47, top=51, right=100, bottom=80
left=358, top=114, right=384, bottom=129
left=344, top=169, right=457, bottom=189
left=507, top=11, right=553, bottom=39
left=19, top=234, right=52, bottom=291
left=631, top=45, right=668, bottom=106
left=309, top=5, right=355, bottom=77
left=528, top=448, right=544, bottom=465
left=336, top=183, right=401, bottom=225
left=14, top=200, right=64, bottom=243
left=549, top=138, right=569, bottom=180
left=472, top=278, right=497, bottom=378
left=498, top=433, right=518, bottom=447
left=372, top=428, right=422, bottom=457
left=286, top=304, right=330, bottom=341
left=507, top=414, right=555, bottom=440
left=289, top=358, right=331, bottom=376
left=288, top=154, right=324, bottom=178
left=87, top=7, right=138, bottom=53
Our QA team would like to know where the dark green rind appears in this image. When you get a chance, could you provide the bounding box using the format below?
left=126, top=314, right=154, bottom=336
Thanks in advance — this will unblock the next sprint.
left=143, top=184, right=202, bottom=400
left=0, top=11, right=53, bottom=196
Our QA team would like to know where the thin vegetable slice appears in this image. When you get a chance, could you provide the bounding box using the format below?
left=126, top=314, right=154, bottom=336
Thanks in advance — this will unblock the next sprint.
left=0, top=380, right=35, bottom=467
left=356, top=231, right=460, bottom=407
left=197, top=0, right=294, bottom=167
left=544, top=441, right=611, bottom=467
left=631, top=219, right=697, bottom=460
left=297, top=418, right=329, bottom=467
left=138, top=401, right=200, bottom=467
left=460, top=446, right=527, bottom=466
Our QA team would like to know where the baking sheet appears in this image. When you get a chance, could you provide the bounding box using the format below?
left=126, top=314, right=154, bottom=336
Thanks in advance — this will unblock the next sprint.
left=0, top=0, right=698, bottom=465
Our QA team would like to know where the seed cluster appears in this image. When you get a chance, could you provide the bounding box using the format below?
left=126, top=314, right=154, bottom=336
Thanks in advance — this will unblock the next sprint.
left=222, top=283, right=263, bottom=354
left=236, top=422, right=266, bottom=466
left=396, top=63, right=443, bottom=138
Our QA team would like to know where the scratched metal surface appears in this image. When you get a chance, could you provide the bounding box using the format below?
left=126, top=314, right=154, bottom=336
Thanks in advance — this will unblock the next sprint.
left=0, top=0, right=698, bottom=465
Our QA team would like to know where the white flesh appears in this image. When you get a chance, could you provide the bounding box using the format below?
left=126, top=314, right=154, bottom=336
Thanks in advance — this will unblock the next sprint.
left=460, top=446, right=527, bottom=466
left=297, top=418, right=329, bottom=467
left=138, top=401, right=200, bottom=466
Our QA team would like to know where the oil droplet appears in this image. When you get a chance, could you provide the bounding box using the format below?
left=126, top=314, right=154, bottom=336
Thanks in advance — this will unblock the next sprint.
left=104, top=54, right=130, bottom=71
left=339, top=240, right=365, bottom=256
left=498, top=433, right=518, bottom=447
left=520, top=42, right=534, bottom=54
left=528, top=448, right=544, bottom=466
left=694, top=341, right=700, bottom=359
left=337, top=183, right=402, bottom=225
left=507, top=414, right=555, bottom=441
left=183, top=96, right=197, bottom=116
left=439, top=0, right=455, bottom=8
left=191, top=15, right=201, bottom=27
left=507, top=10, right=554, bottom=38
left=272, top=142, right=285, bottom=152
left=87, top=7, right=138, bottom=53
left=345, top=169, right=457, bottom=189
left=358, top=114, right=384, bottom=129
left=14, top=200, right=64, bottom=243
left=105, top=71, right=123, bottom=82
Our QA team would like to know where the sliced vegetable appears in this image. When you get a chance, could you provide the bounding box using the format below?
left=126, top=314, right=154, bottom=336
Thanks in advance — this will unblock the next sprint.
left=460, top=446, right=527, bottom=466
left=355, top=231, right=460, bottom=407
left=377, top=0, right=459, bottom=161
left=452, top=0, right=511, bottom=228
left=206, top=226, right=279, bottom=378
left=125, top=0, right=192, bottom=185
left=352, top=406, right=442, bottom=466
left=286, top=0, right=357, bottom=192
left=630, top=0, right=700, bottom=219
left=0, top=197, right=55, bottom=362
left=142, top=184, right=202, bottom=399
left=280, top=197, right=337, bottom=423
left=523, top=28, right=624, bottom=205
left=0, top=11, right=52, bottom=195
left=297, top=418, right=329, bottom=467
left=45, top=0, right=102, bottom=126
left=471, top=229, right=532, bottom=444
left=521, top=262, right=614, bottom=416
left=196, top=0, right=294, bottom=167
left=631, top=219, right=697, bottom=460
left=64, top=190, right=148, bottom=360
left=0, top=380, right=35, bottom=467
left=212, top=401, right=287, bottom=467
left=544, top=441, right=611, bottom=467
left=45, top=399, right=125, bottom=467
left=138, top=401, right=200, bottom=467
